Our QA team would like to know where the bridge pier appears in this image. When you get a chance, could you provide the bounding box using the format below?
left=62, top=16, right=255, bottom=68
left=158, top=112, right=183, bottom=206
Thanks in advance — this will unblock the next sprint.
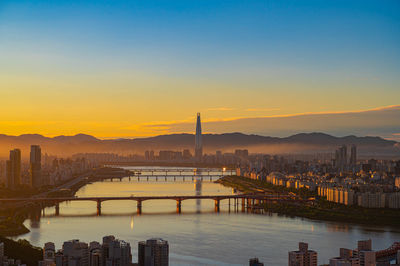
left=165, top=176, right=167, bottom=181
left=241, top=198, right=245, bottom=212
left=55, top=203, right=60, bottom=216
left=137, top=200, right=142, bottom=215
left=97, top=200, right=102, bottom=216
left=236, top=198, right=239, bottom=212
left=176, top=199, right=182, bottom=213
left=228, top=198, right=231, bottom=212
left=247, top=198, right=252, bottom=212
left=214, top=199, right=220, bottom=212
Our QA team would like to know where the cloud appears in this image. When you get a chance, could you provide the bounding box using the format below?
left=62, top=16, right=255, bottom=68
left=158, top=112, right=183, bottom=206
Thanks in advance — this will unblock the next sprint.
left=207, top=107, right=235, bottom=111
left=245, top=108, right=280, bottom=112
left=135, top=105, right=400, bottom=139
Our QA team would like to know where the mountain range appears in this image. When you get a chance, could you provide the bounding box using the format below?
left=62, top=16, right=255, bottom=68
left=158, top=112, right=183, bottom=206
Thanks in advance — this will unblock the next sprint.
left=0, top=132, right=398, bottom=159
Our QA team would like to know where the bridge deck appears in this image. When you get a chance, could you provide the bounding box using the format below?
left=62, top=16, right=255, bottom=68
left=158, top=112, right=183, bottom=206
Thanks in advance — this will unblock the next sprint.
left=118, top=168, right=229, bottom=172
left=0, top=194, right=299, bottom=202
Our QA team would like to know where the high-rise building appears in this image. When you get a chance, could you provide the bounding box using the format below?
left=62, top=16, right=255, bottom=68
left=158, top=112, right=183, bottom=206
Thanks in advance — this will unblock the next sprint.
left=89, top=241, right=102, bottom=266
left=182, top=149, right=192, bottom=160
left=357, top=240, right=372, bottom=252
left=359, top=251, right=375, bottom=266
left=0, top=242, right=4, bottom=259
left=356, top=240, right=374, bottom=266
left=102, top=235, right=115, bottom=265
left=194, top=113, right=203, bottom=162
left=106, top=239, right=131, bottom=266
left=335, top=145, right=348, bottom=172
left=350, top=145, right=357, bottom=169
left=288, top=242, right=318, bottom=266
left=138, top=238, right=169, bottom=266
left=397, top=250, right=400, bottom=265
left=235, top=149, right=249, bottom=158
left=39, top=237, right=132, bottom=266
left=6, top=149, right=21, bottom=189
left=30, top=145, right=42, bottom=188
left=249, top=258, right=264, bottom=266
left=44, top=242, right=56, bottom=261
left=329, top=248, right=360, bottom=266
left=62, top=239, right=89, bottom=266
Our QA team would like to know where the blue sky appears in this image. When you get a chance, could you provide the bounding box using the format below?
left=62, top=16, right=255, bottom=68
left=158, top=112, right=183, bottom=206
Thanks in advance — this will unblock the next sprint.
left=0, top=0, right=399, bottom=138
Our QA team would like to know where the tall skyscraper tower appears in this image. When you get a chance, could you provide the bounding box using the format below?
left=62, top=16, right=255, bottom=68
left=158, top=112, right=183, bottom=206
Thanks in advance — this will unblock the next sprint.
left=195, top=113, right=203, bottom=162
left=6, top=149, right=21, bottom=189
left=30, top=145, right=42, bottom=188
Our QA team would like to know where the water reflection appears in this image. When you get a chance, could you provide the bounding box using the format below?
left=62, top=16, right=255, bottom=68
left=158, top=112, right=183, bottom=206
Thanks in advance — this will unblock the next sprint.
left=195, top=178, right=202, bottom=213
left=17, top=166, right=400, bottom=266
left=28, top=207, right=42, bottom=229
left=326, top=223, right=350, bottom=233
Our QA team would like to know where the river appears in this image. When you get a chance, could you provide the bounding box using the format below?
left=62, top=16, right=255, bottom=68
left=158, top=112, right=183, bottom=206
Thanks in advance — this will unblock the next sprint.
left=16, top=166, right=400, bottom=265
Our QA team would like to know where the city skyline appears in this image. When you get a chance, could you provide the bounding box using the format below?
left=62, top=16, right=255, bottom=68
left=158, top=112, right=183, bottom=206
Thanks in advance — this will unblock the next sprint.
left=0, top=0, right=399, bottom=139
left=0, top=1, right=399, bottom=265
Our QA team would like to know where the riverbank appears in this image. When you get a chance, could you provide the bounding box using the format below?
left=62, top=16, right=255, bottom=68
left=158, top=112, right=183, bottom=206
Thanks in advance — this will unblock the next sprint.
left=0, top=214, right=30, bottom=236
left=217, top=176, right=400, bottom=227
left=0, top=167, right=131, bottom=236
left=0, top=236, right=42, bottom=265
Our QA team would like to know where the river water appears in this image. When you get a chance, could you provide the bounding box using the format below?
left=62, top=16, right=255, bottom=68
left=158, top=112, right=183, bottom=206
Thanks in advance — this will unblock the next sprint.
left=17, top=166, right=400, bottom=265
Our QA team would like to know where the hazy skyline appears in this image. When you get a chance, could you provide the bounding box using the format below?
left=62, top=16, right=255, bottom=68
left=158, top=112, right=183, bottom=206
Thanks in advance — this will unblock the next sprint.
left=1, top=0, right=399, bottom=139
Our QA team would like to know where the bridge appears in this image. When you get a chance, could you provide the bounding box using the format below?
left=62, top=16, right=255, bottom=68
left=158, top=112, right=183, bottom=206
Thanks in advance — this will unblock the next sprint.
left=376, top=242, right=400, bottom=262
left=126, top=168, right=230, bottom=172
left=0, top=194, right=308, bottom=215
left=98, top=167, right=235, bottom=182
left=115, top=175, right=224, bottom=182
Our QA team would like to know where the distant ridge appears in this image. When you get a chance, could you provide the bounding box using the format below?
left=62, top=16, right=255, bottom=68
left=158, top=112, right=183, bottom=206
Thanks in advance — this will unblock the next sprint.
left=0, top=132, right=398, bottom=158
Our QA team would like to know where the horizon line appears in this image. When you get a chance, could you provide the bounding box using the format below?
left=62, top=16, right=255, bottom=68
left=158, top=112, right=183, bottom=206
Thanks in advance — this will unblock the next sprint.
left=0, top=131, right=396, bottom=142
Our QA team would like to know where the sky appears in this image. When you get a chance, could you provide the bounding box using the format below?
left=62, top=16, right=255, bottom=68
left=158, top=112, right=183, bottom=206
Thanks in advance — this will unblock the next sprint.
left=0, top=0, right=399, bottom=139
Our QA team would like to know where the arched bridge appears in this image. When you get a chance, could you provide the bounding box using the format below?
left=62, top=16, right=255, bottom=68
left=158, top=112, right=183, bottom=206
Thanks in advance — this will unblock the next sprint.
left=0, top=194, right=310, bottom=215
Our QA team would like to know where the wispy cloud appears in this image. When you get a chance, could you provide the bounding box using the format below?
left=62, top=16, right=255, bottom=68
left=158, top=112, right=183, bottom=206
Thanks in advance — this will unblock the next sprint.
left=207, top=107, right=235, bottom=111
left=130, top=105, right=400, bottom=139
left=245, top=108, right=280, bottom=112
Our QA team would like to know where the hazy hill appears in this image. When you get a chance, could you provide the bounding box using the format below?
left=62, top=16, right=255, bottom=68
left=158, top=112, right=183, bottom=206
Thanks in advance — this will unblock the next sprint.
left=0, top=132, right=398, bottom=159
